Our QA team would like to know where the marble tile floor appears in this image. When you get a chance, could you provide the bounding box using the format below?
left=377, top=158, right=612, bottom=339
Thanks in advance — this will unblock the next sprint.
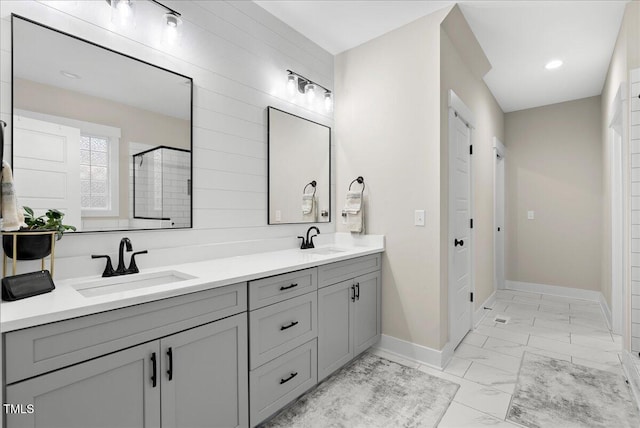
left=372, top=289, right=631, bottom=427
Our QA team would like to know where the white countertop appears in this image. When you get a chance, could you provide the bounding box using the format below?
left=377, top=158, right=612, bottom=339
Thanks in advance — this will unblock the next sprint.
left=0, top=236, right=384, bottom=332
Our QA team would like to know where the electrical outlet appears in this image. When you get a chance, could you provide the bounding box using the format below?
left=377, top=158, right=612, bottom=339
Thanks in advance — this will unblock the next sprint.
left=527, top=210, right=535, bottom=220
left=275, top=210, right=281, bottom=222
left=414, top=210, right=425, bottom=226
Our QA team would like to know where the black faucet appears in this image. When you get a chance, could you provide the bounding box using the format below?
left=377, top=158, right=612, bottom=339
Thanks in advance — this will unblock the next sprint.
left=298, top=226, right=320, bottom=249
left=92, top=237, right=147, bottom=277
left=116, top=237, right=133, bottom=275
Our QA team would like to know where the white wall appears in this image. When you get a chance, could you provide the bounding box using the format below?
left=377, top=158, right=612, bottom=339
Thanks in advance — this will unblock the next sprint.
left=335, top=8, right=449, bottom=351
left=0, top=0, right=334, bottom=279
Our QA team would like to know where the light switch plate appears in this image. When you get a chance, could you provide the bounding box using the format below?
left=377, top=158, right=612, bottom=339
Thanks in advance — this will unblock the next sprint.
left=414, top=210, right=425, bottom=226
left=527, top=210, right=535, bottom=220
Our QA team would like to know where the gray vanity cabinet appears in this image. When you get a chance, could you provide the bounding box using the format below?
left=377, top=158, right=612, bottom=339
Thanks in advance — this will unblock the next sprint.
left=160, top=313, right=248, bottom=428
left=5, top=341, right=161, bottom=428
left=318, top=266, right=381, bottom=382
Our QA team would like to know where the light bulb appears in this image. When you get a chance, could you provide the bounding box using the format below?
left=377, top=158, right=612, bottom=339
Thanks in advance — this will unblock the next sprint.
left=111, top=0, right=135, bottom=27
left=287, top=74, right=296, bottom=96
left=324, top=92, right=333, bottom=112
left=163, top=13, right=182, bottom=46
left=305, top=83, right=316, bottom=105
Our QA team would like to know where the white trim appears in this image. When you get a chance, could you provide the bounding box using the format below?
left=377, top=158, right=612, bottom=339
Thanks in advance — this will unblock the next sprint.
left=505, top=280, right=601, bottom=302
left=493, top=136, right=505, bottom=291
left=600, top=292, right=613, bottom=331
left=474, top=290, right=496, bottom=327
left=373, top=334, right=454, bottom=370
left=448, top=90, right=476, bottom=128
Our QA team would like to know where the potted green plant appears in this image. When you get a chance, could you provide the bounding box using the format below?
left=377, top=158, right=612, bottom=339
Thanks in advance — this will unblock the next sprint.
left=2, top=207, right=76, bottom=260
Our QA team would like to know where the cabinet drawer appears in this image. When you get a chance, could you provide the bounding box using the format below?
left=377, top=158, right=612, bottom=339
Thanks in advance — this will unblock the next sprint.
left=249, top=268, right=317, bottom=310
left=4, top=282, right=247, bottom=384
left=249, top=292, right=317, bottom=369
left=249, top=339, right=317, bottom=427
left=318, top=254, right=381, bottom=288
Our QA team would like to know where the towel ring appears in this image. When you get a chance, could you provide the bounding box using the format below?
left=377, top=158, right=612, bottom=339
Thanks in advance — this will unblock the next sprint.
left=303, top=180, right=317, bottom=197
left=348, top=176, right=365, bottom=192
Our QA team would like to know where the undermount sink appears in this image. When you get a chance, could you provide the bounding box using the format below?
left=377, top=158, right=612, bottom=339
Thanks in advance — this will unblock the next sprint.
left=73, top=270, right=197, bottom=298
left=305, top=247, right=347, bottom=255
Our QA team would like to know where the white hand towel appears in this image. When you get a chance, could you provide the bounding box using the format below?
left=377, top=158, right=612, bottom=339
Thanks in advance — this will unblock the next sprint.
left=347, top=203, right=364, bottom=233
left=344, top=191, right=362, bottom=214
left=0, top=161, right=26, bottom=231
left=302, top=194, right=314, bottom=215
left=302, top=195, right=317, bottom=222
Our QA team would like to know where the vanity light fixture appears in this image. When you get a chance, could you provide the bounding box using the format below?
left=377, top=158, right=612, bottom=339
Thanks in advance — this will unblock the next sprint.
left=106, top=0, right=183, bottom=44
left=545, top=59, right=563, bottom=70
left=286, top=70, right=333, bottom=112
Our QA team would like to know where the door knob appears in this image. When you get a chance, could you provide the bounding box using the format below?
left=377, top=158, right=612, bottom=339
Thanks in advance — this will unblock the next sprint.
left=454, top=239, right=464, bottom=247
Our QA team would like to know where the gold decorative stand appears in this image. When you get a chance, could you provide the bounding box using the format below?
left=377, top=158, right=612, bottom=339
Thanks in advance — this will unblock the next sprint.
left=1, top=231, right=57, bottom=278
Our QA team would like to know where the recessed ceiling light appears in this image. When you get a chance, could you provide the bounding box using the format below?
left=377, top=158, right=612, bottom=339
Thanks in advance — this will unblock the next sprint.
left=545, top=60, right=563, bottom=70
left=60, top=70, right=81, bottom=79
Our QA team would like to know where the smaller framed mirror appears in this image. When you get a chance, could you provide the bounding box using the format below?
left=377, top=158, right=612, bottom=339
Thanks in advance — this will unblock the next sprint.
left=268, top=107, right=331, bottom=224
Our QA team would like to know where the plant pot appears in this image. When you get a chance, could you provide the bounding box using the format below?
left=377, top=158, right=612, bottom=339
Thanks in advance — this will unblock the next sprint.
left=2, top=229, right=54, bottom=261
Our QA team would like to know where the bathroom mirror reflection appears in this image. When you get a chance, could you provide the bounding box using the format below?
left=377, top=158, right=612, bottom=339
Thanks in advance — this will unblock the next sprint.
left=11, top=15, right=193, bottom=232
left=268, top=107, right=331, bottom=224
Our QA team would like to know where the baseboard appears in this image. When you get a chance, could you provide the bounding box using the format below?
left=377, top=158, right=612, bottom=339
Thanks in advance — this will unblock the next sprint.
left=621, top=351, right=640, bottom=412
left=599, top=293, right=613, bottom=331
left=474, top=291, right=496, bottom=327
left=373, top=334, right=453, bottom=370
left=505, top=280, right=601, bottom=302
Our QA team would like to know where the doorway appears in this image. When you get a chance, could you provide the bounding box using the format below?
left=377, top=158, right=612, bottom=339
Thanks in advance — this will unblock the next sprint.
left=448, top=90, right=475, bottom=349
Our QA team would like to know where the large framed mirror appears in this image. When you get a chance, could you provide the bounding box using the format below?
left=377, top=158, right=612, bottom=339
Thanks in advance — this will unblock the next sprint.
left=11, top=15, right=193, bottom=233
left=267, top=107, right=331, bottom=224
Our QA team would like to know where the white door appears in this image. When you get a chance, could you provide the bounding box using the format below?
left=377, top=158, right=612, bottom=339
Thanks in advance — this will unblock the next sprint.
left=494, top=140, right=506, bottom=290
left=13, top=115, right=82, bottom=230
left=449, top=111, right=472, bottom=349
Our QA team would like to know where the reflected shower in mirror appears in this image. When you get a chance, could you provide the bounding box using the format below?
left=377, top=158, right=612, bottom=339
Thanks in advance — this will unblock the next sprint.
left=11, top=15, right=192, bottom=232
left=268, top=107, right=330, bottom=224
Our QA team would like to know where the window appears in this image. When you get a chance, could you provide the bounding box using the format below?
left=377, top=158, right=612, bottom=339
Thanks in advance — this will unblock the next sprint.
left=80, top=135, right=110, bottom=211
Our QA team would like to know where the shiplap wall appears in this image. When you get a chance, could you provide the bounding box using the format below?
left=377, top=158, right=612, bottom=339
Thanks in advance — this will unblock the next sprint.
left=631, top=68, right=640, bottom=353
left=0, top=1, right=335, bottom=279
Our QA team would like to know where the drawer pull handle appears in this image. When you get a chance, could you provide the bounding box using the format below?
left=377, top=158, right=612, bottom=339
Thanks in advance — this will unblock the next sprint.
left=280, top=283, right=298, bottom=291
left=166, top=347, right=173, bottom=381
left=280, top=372, right=298, bottom=384
left=151, top=352, right=157, bottom=388
left=351, top=284, right=356, bottom=302
left=355, top=282, right=360, bottom=300
left=281, top=321, right=299, bottom=331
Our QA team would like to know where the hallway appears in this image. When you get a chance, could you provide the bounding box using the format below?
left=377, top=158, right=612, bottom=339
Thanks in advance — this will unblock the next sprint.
left=374, top=289, right=630, bottom=427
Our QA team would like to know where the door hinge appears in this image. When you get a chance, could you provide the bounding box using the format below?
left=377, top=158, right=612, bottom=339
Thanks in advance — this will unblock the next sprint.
left=470, top=292, right=474, bottom=303
left=469, top=145, right=473, bottom=155
left=470, top=218, right=474, bottom=229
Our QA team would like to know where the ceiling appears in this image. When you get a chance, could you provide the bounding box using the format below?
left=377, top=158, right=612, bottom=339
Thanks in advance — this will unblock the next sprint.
left=254, top=0, right=629, bottom=112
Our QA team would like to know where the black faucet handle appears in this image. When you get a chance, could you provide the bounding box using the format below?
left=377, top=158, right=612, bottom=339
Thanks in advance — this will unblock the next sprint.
left=92, top=255, right=115, bottom=278
left=309, top=234, right=317, bottom=249
left=297, top=236, right=307, bottom=249
left=127, top=250, right=148, bottom=274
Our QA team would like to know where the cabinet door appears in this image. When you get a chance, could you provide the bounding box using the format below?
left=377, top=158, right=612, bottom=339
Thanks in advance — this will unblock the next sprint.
left=5, top=341, right=160, bottom=428
left=354, top=271, right=381, bottom=356
left=160, top=313, right=248, bottom=428
left=317, top=280, right=354, bottom=382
